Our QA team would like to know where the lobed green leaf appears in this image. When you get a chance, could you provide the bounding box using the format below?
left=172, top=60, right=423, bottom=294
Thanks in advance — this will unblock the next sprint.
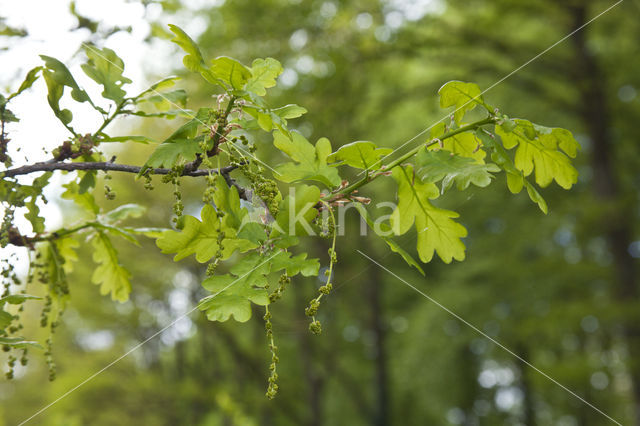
left=429, top=123, right=486, bottom=162
left=495, top=119, right=579, bottom=189
left=415, top=149, right=500, bottom=193
left=390, top=165, right=467, bottom=263
left=156, top=204, right=255, bottom=263
left=209, top=56, right=251, bottom=89
left=327, top=141, right=392, bottom=170
left=438, top=81, right=485, bottom=125
left=199, top=252, right=271, bottom=322
left=168, top=24, right=206, bottom=73
left=476, top=129, right=548, bottom=213
left=245, top=58, right=283, bottom=96
left=90, top=231, right=132, bottom=302
left=102, top=203, right=146, bottom=224
left=273, top=131, right=342, bottom=188
left=272, top=184, right=321, bottom=237
left=81, top=46, right=132, bottom=103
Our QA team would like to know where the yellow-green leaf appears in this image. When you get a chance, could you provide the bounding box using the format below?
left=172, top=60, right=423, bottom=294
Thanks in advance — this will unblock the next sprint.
left=168, top=24, right=206, bottom=73
left=430, top=123, right=486, bottom=162
left=496, top=119, right=579, bottom=189
left=90, top=232, right=131, bottom=302
left=156, top=204, right=255, bottom=263
left=390, top=165, right=467, bottom=263
left=81, top=46, right=132, bottom=103
left=415, top=149, right=499, bottom=193
left=274, top=131, right=342, bottom=188
left=327, top=141, right=392, bottom=170
left=438, top=81, right=484, bottom=125
left=273, top=184, right=321, bottom=237
left=199, top=252, right=271, bottom=322
left=245, top=58, right=283, bottom=96
left=209, top=56, right=251, bottom=89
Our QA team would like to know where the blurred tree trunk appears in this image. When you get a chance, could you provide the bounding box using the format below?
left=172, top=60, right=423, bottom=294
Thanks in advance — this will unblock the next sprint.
left=459, top=347, right=479, bottom=426
left=516, top=343, right=536, bottom=426
left=568, top=3, right=640, bottom=423
left=367, top=267, right=390, bottom=425
left=294, top=282, right=324, bottom=426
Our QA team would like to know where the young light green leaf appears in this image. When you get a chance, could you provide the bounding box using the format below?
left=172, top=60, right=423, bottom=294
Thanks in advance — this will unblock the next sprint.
left=41, top=242, right=69, bottom=305
left=0, top=294, right=41, bottom=305
left=103, top=203, right=146, bottom=224
left=274, top=131, right=342, bottom=188
left=138, top=108, right=210, bottom=172
left=495, top=119, right=579, bottom=189
left=40, top=55, right=91, bottom=103
left=272, top=104, right=307, bottom=119
left=0, top=311, right=13, bottom=329
left=199, top=252, right=271, bottom=322
left=430, top=123, right=486, bottom=162
left=62, top=181, right=99, bottom=218
left=270, top=251, right=320, bottom=277
left=390, top=165, right=467, bottom=263
left=245, top=58, right=283, bottom=96
left=523, top=179, right=548, bottom=214
left=90, top=231, right=131, bottom=302
left=210, top=56, right=251, bottom=89
left=140, top=114, right=205, bottom=171
left=327, top=141, right=393, bottom=170
left=257, top=111, right=273, bottom=131
left=415, top=149, right=500, bottom=193
left=145, top=139, right=201, bottom=168
left=212, top=174, right=247, bottom=230
left=272, top=184, right=321, bottom=237
left=78, top=170, right=97, bottom=194
left=438, top=81, right=485, bottom=125
left=0, top=337, right=43, bottom=349
left=42, top=70, right=73, bottom=126
left=168, top=24, right=206, bottom=73
left=354, top=203, right=425, bottom=275
left=81, top=46, right=132, bottom=103
left=476, top=129, right=548, bottom=214
left=25, top=197, right=45, bottom=234
left=139, top=89, right=187, bottom=111
left=121, top=227, right=168, bottom=239
left=237, top=222, right=268, bottom=244
left=7, top=66, right=42, bottom=101
left=156, top=204, right=255, bottom=263
left=156, top=204, right=222, bottom=263
left=100, top=135, right=159, bottom=144
left=134, top=76, right=180, bottom=100
left=95, top=223, right=141, bottom=246
left=55, top=237, right=79, bottom=274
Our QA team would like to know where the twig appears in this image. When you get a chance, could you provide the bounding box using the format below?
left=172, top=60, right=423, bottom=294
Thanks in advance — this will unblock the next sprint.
left=1, top=161, right=239, bottom=178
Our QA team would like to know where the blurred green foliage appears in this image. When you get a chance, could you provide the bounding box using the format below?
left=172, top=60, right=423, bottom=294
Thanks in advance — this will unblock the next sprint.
left=3, top=0, right=640, bottom=425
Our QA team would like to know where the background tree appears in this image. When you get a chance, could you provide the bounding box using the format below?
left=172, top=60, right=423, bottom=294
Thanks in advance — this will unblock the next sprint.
left=1, top=0, right=637, bottom=425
